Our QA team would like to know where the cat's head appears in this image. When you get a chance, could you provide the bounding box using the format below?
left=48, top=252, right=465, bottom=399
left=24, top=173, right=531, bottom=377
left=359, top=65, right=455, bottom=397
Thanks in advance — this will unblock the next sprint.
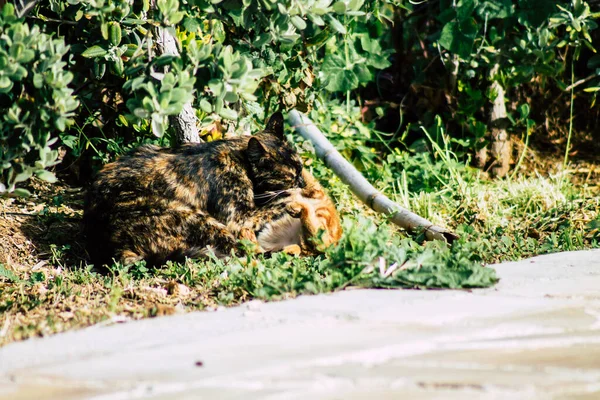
left=247, top=112, right=305, bottom=196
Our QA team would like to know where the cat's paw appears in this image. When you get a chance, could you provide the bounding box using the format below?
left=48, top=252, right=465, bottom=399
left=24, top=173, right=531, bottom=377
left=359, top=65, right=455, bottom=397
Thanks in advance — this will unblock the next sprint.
left=239, top=227, right=258, bottom=243
left=119, top=250, right=143, bottom=265
left=286, top=202, right=303, bottom=218
left=283, top=244, right=302, bottom=256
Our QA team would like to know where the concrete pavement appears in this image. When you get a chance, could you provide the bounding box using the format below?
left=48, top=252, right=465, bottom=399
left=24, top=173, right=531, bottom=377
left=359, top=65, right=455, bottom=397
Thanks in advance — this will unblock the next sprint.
left=1, top=250, right=600, bottom=399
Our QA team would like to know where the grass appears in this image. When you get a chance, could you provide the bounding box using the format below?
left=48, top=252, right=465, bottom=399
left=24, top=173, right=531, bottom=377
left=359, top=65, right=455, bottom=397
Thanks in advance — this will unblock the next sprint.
left=1, top=107, right=599, bottom=346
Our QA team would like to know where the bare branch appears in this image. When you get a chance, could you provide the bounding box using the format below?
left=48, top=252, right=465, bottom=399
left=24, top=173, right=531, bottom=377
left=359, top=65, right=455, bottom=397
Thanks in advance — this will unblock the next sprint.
left=12, top=0, right=39, bottom=17
left=288, top=110, right=458, bottom=243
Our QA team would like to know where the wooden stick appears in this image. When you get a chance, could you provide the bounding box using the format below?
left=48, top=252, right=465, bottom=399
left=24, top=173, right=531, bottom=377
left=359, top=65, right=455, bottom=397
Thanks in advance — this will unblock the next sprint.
left=288, top=110, right=458, bottom=243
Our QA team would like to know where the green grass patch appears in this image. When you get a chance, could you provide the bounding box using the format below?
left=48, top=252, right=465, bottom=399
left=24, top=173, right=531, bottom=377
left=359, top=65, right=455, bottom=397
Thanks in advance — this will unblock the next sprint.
left=1, top=104, right=599, bottom=346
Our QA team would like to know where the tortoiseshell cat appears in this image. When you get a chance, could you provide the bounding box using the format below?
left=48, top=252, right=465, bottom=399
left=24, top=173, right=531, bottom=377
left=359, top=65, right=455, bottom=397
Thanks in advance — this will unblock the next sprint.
left=83, top=113, right=304, bottom=266
left=246, top=169, right=343, bottom=255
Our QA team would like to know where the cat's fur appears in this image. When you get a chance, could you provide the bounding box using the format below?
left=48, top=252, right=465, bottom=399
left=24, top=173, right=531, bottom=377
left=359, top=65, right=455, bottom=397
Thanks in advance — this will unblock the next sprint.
left=251, top=169, right=342, bottom=255
left=83, top=113, right=304, bottom=267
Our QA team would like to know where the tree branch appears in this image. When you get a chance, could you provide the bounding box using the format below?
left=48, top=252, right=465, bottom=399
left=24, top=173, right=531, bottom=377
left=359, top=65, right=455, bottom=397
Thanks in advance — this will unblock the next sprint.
left=154, top=24, right=201, bottom=144
left=288, top=110, right=458, bottom=243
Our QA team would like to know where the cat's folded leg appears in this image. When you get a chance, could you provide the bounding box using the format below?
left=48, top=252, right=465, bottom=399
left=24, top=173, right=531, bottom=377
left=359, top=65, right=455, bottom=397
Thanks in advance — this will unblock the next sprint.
left=183, top=212, right=241, bottom=258
left=239, top=227, right=265, bottom=253
left=118, top=250, right=144, bottom=265
left=285, top=201, right=304, bottom=218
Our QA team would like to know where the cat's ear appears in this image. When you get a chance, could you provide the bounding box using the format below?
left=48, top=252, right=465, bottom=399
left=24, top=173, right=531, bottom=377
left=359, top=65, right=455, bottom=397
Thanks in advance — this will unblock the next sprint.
left=264, top=112, right=284, bottom=139
left=247, top=137, right=268, bottom=161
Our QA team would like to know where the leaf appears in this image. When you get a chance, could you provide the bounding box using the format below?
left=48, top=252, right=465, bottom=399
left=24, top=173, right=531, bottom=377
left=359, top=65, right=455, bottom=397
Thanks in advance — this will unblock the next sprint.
left=0, top=76, right=13, bottom=93
left=0, top=264, right=20, bottom=283
left=291, top=15, right=307, bottom=30
left=199, top=99, right=213, bottom=113
left=208, top=79, right=224, bottom=96
left=307, top=13, right=325, bottom=26
left=353, top=63, right=372, bottom=83
left=109, top=22, right=122, bottom=46
left=224, top=91, right=239, bottom=103
left=439, top=19, right=478, bottom=59
left=218, top=107, right=238, bottom=120
left=327, top=15, right=347, bottom=34
left=12, top=188, right=31, bottom=197
left=35, top=170, right=57, bottom=183
left=151, top=115, right=166, bottom=137
left=182, top=17, right=201, bottom=33
left=327, top=69, right=359, bottom=92
left=456, top=0, right=477, bottom=21
left=476, top=0, right=513, bottom=19
left=332, top=1, right=346, bottom=14
left=82, top=45, right=108, bottom=58
left=123, top=44, right=137, bottom=58
left=101, top=22, right=109, bottom=40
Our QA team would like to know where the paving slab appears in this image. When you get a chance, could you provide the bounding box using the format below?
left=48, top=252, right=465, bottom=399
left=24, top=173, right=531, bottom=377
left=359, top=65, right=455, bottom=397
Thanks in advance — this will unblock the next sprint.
left=1, top=250, right=600, bottom=400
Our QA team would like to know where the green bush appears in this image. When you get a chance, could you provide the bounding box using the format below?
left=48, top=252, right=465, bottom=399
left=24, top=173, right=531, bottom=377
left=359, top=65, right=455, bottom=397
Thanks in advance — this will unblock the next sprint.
left=2, top=0, right=598, bottom=191
left=0, top=4, right=78, bottom=196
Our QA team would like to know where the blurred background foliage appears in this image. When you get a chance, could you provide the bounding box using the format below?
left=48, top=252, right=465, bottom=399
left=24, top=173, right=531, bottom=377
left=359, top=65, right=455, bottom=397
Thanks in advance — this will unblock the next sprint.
left=0, top=0, right=599, bottom=192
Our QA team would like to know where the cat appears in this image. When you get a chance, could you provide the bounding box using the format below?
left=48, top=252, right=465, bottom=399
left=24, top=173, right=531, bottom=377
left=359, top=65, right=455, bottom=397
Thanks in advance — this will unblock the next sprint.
left=83, top=112, right=305, bottom=267
left=245, top=168, right=343, bottom=255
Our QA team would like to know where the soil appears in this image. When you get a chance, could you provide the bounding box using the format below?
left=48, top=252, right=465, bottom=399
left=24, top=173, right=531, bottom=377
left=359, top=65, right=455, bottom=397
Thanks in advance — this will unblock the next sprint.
left=0, top=179, right=86, bottom=272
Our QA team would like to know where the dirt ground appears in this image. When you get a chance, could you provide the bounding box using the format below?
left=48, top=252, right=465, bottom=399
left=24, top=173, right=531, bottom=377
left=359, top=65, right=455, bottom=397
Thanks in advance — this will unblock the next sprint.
left=0, top=179, right=86, bottom=272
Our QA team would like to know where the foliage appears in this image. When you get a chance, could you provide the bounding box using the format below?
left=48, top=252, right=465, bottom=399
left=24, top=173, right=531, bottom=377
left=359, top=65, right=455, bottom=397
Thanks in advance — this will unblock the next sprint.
left=404, top=0, right=599, bottom=160
left=0, top=0, right=596, bottom=189
left=0, top=4, right=78, bottom=196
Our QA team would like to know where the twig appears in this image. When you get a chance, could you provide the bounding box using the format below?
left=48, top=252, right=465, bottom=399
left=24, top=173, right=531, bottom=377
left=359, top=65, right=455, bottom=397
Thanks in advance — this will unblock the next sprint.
left=288, top=110, right=458, bottom=243
left=563, top=73, right=597, bottom=92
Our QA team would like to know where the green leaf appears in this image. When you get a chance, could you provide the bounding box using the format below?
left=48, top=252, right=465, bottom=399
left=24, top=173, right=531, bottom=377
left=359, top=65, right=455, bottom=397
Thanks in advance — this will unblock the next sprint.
left=109, top=22, right=122, bottom=46
left=101, top=22, right=109, bottom=40
left=323, top=54, right=359, bottom=92
left=82, top=45, right=108, bottom=58
left=291, top=15, right=307, bottom=30
left=123, top=44, right=137, bottom=58
left=327, top=15, right=347, bottom=34
left=0, top=76, right=13, bottom=93
left=17, top=49, right=34, bottom=63
left=35, top=170, right=57, bottom=183
left=12, top=188, right=31, bottom=197
left=208, top=79, right=224, bottom=96
left=224, top=91, right=239, bottom=103
left=439, top=19, right=478, bottom=59
left=199, top=99, right=213, bottom=113
left=151, top=114, right=166, bottom=137
left=353, top=63, right=372, bottom=83
left=211, top=19, right=227, bottom=43
left=182, top=17, right=201, bottom=33
left=332, top=1, right=346, bottom=14
left=218, top=107, right=238, bottom=120
left=476, top=0, right=513, bottom=19
left=0, top=264, right=20, bottom=283
left=307, top=13, right=325, bottom=26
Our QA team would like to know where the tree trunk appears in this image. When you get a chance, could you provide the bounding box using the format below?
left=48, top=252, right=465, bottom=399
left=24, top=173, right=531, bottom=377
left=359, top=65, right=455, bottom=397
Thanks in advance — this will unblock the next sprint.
left=488, top=64, right=511, bottom=177
left=153, top=11, right=201, bottom=144
left=288, top=110, right=458, bottom=244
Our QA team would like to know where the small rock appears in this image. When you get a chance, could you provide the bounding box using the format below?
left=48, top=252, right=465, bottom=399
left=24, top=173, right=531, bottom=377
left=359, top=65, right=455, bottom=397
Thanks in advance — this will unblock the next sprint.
left=245, top=300, right=263, bottom=311
left=166, top=281, right=191, bottom=297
